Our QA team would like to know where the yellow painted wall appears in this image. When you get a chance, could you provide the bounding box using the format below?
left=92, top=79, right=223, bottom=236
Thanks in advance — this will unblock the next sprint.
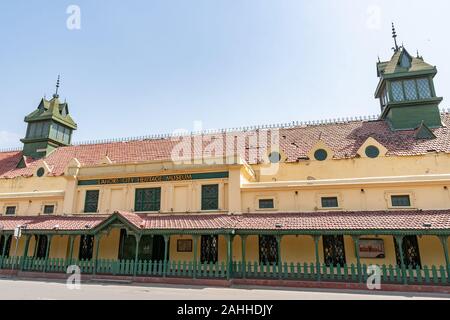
left=75, top=178, right=228, bottom=214
left=169, top=235, right=195, bottom=261
left=98, top=229, right=121, bottom=259
left=49, top=235, right=69, bottom=259
left=2, top=154, right=450, bottom=216
left=255, top=154, right=450, bottom=182
left=241, top=185, right=450, bottom=212
left=281, top=235, right=317, bottom=264
left=418, top=236, right=447, bottom=266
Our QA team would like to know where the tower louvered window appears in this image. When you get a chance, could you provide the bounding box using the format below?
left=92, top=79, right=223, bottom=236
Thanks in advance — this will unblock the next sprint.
left=392, top=81, right=404, bottom=101
left=417, top=78, right=431, bottom=98
left=404, top=80, right=418, bottom=100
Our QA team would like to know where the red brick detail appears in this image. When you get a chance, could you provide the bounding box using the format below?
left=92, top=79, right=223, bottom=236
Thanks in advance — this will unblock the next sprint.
left=232, top=279, right=450, bottom=294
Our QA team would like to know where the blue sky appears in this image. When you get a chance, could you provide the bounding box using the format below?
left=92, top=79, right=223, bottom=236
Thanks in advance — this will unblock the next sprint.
left=1, top=0, right=449, bottom=148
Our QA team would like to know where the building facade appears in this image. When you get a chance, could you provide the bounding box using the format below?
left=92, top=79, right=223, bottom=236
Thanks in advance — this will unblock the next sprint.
left=1, top=30, right=450, bottom=286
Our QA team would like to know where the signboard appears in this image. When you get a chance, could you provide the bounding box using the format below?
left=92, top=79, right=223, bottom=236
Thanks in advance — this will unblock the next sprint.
left=358, top=238, right=385, bottom=258
left=14, top=226, right=21, bottom=239
left=78, top=171, right=229, bottom=186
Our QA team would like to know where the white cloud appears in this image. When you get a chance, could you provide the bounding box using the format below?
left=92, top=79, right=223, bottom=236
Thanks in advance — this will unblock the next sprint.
left=0, top=131, right=21, bottom=149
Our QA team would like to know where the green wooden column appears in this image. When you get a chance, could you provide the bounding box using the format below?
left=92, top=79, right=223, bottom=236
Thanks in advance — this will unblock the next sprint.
left=438, top=235, right=450, bottom=278
left=226, top=234, right=233, bottom=280
left=276, top=235, right=283, bottom=279
left=193, top=235, right=199, bottom=279
left=163, top=235, right=170, bottom=277
left=133, top=234, right=141, bottom=277
left=313, top=235, right=321, bottom=281
left=394, top=235, right=407, bottom=284
left=93, top=234, right=102, bottom=275
left=241, top=235, right=247, bottom=279
left=43, top=235, right=53, bottom=273
left=67, top=235, right=75, bottom=267
left=20, top=235, right=31, bottom=270
left=33, top=235, right=39, bottom=258
left=352, top=235, right=362, bottom=283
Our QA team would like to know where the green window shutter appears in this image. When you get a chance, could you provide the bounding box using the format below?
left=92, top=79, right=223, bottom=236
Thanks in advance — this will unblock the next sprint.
left=43, top=205, right=55, bottom=214
left=84, top=190, right=99, bottom=213
left=259, top=199, right=274, bottom=209
left=135, top=188, right=161, bottom=212
left=391, top=195, right=411, bottom=207
left=201, top=184, right=219, bottom=210
left=321, top=197, right=339, bottom=208
left=5, top=206, right=16, bottom=215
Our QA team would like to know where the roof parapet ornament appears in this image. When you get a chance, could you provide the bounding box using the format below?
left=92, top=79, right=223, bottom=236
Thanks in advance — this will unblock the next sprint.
left=392, top=22, right=399, bottom=52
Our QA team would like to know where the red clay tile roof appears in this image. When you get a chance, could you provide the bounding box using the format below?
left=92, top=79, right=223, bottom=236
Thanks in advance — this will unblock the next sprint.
left=1, top=210, right=450, bottom=232
left=1, top=113, right=449, bottom=179
left=139, top=213, right=238, bottom=230
left=234, top=210, right=450, bottom=231
left=0, top=215, right=106, bottom=232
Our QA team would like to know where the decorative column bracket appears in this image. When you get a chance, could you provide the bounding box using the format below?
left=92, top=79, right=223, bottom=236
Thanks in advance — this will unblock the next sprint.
left=133, top=233, right=142, bottom=277
left=20, top=235, right=32, bottom=271
left=312, top=235, right=321, bottom=281
left=163, top=235, right=170, bottom=277
left=275, top=235, right=283, bottom=279
left=241, top=235, right=248, bottom=279
left=394, top=235, right=407, bottom=285
left=438, top=235, right=450, bottom=278
left=226, top=234, right=234, bottom=280
left=93, top=233, right=104, bottom=275
left=193, top=235, right=199, bottom=279
left=67, top=235, right=75, bottom=267
left=43, top=235, right=53, bottom=273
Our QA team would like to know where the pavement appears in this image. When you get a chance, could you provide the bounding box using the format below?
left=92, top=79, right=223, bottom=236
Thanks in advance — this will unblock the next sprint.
left=0, top=277, right=449, bottom=300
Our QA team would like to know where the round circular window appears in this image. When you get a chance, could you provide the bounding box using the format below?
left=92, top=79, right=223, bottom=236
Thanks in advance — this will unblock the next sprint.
left=365, top=145, right=380, bottom=158
left=268, top=151, right=282, bottom=164
left=36, top=167, right=45, bottom=177
left=314, top=149, right=328, bottom=161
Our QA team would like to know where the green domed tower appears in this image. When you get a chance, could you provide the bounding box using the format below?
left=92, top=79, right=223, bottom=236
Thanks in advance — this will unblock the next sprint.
left=21, top=76, right=77, bottom=159
left=375, top=24, right=443, bottom=130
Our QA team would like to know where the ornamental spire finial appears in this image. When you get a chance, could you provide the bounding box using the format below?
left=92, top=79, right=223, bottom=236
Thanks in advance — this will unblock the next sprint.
left=53, top=75, right=60, bottom=98
left=392, top=22, right=399, bottom=52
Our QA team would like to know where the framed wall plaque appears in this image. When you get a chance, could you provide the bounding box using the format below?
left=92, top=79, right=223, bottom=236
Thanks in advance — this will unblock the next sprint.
left=177, top=239, right=193, bottom=252
left=358, top=238, right=385, bottom=258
